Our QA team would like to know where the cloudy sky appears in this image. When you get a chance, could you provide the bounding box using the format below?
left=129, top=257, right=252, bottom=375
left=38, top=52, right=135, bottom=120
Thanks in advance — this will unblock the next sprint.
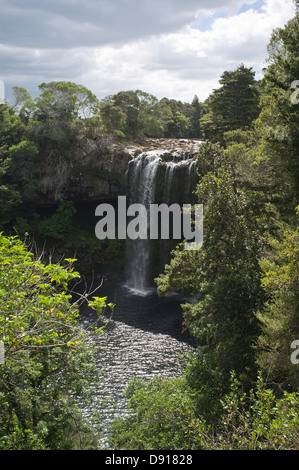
left=0, top=0, right=296, bottom=104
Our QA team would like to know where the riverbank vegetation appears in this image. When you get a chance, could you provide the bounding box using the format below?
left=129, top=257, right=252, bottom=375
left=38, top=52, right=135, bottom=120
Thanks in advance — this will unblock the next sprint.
left=0, top=9, right=298, bottom=450
left=110, top=11, right=299, bottom=450
left=0, top=233, right=111, bottom=449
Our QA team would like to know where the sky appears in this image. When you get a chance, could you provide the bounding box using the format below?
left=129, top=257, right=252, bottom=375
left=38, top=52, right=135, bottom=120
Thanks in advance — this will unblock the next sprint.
left=0, top=0, right=296, bottom=104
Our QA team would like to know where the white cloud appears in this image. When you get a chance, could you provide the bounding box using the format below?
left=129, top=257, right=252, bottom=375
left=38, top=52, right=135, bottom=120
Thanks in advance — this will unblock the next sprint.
left=77, top=0, right=296, bottom=102
left=0, top=0, right=256, bottom=48
left=0, top=0, right=296, bottom=103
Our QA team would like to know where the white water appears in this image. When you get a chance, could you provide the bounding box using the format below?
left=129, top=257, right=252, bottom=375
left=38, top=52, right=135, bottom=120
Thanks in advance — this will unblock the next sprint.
left=78, top=143, right=200, bottom=447
left=163, top=162, right=176, bottom=202
left=125, top=151, right=162, bottom=293
left=125, top=148, right=198, bottom=294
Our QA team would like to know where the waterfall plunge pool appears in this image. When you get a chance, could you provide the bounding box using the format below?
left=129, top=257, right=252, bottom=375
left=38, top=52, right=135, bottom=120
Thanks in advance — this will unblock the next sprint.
left=79, top=277, right=196, bottom=448
left=78, top=143, right=200, bottom=446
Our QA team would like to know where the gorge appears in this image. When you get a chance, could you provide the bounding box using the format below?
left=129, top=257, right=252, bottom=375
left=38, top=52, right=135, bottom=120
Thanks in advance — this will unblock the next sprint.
left=124, top=139, right=201, bottom=293
left=1, top=23, right=298, bottom=447
left=44, top=137, right=202, bottom=285
left=78, top=138, right=201, bottom=446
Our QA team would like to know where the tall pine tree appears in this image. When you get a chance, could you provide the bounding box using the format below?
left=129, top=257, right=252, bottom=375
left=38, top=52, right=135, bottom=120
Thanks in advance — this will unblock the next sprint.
left=200, top=64, right=260, bottom=145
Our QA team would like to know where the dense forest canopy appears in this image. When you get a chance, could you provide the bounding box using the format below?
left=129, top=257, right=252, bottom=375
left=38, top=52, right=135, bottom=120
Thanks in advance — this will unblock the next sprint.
left=0, top=63, right=261, bottom=236
left=0, top=10, right=298, bottom=450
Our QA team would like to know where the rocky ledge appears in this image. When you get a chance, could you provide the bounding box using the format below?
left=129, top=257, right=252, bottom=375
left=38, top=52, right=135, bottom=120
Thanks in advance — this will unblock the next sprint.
left=35, top=137, right=202, bottom=206
left=126, top=138, right=203, bottom=156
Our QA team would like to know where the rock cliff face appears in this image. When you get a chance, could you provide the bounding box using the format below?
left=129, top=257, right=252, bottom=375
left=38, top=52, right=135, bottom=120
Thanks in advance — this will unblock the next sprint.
left=30, top=137, right=201, bottom=276
left=35, top=137, right=202, bottom=206
left=34, top=137, right=131, bottom=205
left=124, top=138, right=202, bottom=288
left=64, top=145, right=132, bottom=202
left=126, top=137, right=202, bottom=156
left=126, top=138, right=201, bottom=204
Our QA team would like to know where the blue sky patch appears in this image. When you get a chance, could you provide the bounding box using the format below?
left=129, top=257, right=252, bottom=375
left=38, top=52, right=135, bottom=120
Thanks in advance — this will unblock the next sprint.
left=238, top=0, right=265, bottom=14
left=193, top=1, right=265, bottom=32
left=192, top=11, right=228, bottom=32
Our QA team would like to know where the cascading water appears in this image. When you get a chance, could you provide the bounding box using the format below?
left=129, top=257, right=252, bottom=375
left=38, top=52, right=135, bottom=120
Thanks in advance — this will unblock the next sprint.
left=125, top=151, right=163, bottom=294
left=78, top=140, right=200, bottom=447
left=125, top=146, right=198, bottom=294
left=187, top=158, right=197, bottom=203
left=163, top=162, right=175, bottom=203
left=160, top=152, right=198, bottom=269
left=163, top=152, right=198, bottom=203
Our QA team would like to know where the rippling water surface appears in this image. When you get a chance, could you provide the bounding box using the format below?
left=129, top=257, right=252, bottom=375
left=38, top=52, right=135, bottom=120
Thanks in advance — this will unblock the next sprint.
left=79, top=278, right=196, bottom=447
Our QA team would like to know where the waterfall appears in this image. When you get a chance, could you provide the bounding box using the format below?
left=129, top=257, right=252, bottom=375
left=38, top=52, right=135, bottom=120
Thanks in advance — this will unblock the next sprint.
left=163, top=162, right=175, bottom=203
left=164, top=152, right=197, bottom=203
left=125, top=151, right=162, bottom=294
left=187, top=159, right=197, bottom=202
left=125, top=145, right=199, bottom=295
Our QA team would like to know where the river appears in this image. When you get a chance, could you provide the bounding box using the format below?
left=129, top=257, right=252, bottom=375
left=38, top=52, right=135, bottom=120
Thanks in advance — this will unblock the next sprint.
left=78, top=143, right=198, bottom=447
left=79, top=276, right=196, bottom=448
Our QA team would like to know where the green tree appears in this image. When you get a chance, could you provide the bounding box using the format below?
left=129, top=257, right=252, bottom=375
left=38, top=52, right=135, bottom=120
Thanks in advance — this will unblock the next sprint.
left=27, top=82, right=101, bottom=202
left=99, top=91, right=141, bottom=139
left=36, top=81, right=99, bottom=120
left=33, top=81, right=99, bottom=152
left=0, top=104, right=25, bottom=227
left=216, top=372, right=299, bottom=450
left=190, top=95, right=203, bottom=137
left=255, top=208, right=299, bottom=391
left=110, top=372, right=299, bottom=450
left=11, top=87, right=32, bottom=114
left=113, top=91, right=140, bottom=136
left=0, top=233, right=109, bottom=449
left=136, top=90, right=165, bottom=137
left=156, top=143, right=267, bottom=415
left=200, top=64, right=260, bottom=145
left=109, top=376, right=208, bottom=450
left=157, top=98, right=192, bottom=138
left=8, top=140, right=39, bottom=185
left=99, top=100, right=127, bottom=138
left=98, top=90, right=199, bottom=139
left=37, top=201, right=77, bottom=241
left=105, top=91, right=140, bottom=138
left=256, top=12, right=299, bottom=199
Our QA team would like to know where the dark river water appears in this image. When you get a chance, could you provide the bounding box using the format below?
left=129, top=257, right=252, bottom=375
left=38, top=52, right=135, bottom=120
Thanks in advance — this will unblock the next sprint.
left=78, top=276, right=196, bottom=448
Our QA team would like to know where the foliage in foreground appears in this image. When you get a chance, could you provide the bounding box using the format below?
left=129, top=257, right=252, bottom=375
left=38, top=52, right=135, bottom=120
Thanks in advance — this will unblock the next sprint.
left=256, top=211, right=299, bottom=391
left=1, top=9, right=298, bottom=452
left=0, top=233, right=109, bottom=449
left=109, top=376, right=208, bottom=450
left=145, top=12, right=299, bottom=451
left=109, top=373, right=299, bottom=450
